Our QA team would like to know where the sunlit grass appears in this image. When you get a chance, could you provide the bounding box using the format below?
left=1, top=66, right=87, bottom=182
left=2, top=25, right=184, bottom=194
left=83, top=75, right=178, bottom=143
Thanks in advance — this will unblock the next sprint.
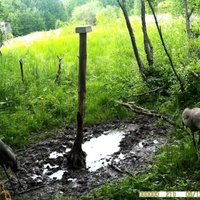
left=0, top=15, right=194, bottom=147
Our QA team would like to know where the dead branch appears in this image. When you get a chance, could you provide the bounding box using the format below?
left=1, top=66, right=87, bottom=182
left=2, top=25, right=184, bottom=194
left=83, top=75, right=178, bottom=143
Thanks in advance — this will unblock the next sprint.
left=16, top=185, right=45, bottom=195
left=108, top=164, right=134, bottom=177
left=108, top=164, right=124, bottom=174
left=55, top=56, right=63, bottom=84
left=116, top=101, right=182, bottom=129
left=188, top=8, right=194, bottom=19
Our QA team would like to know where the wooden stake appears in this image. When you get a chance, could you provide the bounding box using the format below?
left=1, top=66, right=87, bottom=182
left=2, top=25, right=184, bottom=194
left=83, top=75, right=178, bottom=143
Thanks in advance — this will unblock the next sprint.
left=67, top=25, right=92, bottom=169
left=19, top=59, right=24, bottom=83
left=55, top=56, right=63, bottom=84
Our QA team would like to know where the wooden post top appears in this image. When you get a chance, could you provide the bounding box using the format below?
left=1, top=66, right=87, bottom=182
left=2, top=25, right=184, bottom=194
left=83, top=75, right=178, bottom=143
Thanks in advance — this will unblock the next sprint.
left=75, top=25, right=92, bottom=34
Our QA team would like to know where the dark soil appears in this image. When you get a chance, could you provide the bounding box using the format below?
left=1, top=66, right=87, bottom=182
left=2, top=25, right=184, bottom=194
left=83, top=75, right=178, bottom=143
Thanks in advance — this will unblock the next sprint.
left=5, top=115, right=169, bottom=199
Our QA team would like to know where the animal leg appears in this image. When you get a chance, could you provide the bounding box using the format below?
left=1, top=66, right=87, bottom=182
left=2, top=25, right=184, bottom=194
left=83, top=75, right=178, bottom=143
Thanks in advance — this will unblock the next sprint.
left=198, top=134, right=200, bottom=146
left=1, top=165, right=15, bottom=193
left=192, top=132, right=196, bottom=147
left=14, top=172, right=22, bottom=189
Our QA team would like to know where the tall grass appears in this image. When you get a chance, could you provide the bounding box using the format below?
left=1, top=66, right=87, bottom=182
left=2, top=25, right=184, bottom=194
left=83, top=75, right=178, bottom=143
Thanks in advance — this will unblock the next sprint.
left=0, top=15, right=195, bottom=147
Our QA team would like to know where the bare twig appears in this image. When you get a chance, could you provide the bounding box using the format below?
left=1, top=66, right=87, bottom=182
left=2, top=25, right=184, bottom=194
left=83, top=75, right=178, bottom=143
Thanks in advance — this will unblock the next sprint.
left=55, top=56, right=63, bottom=84
left=16, top=185, right=45, bottom=195
left=108, top=164, right=124, bottom=174
left=188, top=8, right=194, bottom=19
left=108, top=164, right=134, bottom=177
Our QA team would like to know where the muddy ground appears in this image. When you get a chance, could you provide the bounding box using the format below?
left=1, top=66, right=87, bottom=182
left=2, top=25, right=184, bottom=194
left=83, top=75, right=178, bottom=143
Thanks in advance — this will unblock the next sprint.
left=6, top=115, right=169, bottom=199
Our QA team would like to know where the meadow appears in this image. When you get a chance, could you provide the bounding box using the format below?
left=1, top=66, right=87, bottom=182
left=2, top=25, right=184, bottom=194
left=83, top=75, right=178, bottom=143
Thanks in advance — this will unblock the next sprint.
left=1, top=14, right=200, bottom=199
left=0, top=15, right=192, bottom=147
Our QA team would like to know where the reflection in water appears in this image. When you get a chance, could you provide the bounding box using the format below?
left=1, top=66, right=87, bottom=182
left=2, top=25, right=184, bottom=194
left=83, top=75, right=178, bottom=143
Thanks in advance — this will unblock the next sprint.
left=82, top=130, right=126, bottom=171
left=49, top=170, right=65, bottom=180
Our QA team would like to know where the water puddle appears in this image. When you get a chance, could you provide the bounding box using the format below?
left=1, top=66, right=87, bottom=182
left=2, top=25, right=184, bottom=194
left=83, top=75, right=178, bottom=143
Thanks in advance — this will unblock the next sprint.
left=49, top=170, right=65, bottom=180
left=31, top=124, right=165, bottom=181
left=49, top=151, right=63, bottom=159
left=82, top=130, right=126, bottom=171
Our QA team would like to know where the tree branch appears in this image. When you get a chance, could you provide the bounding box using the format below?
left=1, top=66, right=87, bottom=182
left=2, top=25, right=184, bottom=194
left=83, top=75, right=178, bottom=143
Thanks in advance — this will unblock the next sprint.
left=188, top=8, right=194, bottom=19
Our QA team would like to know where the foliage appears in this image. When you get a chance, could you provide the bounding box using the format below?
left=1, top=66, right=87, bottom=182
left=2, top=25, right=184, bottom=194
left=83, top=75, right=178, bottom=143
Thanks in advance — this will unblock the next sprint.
left=96, top=5, right=119, bottom=25
left=1, top=12, right=200, bottom=200
left=71, top=1, right=102, bottom=25
left=1, top=0, right=199, bottom=37
left=133, top=0, right=141, bottom=15
left=1, top=13, right=199, bottom=146
left=10, top=8, right=45, bottom=36
left=1, top=0, right=66, bottom=36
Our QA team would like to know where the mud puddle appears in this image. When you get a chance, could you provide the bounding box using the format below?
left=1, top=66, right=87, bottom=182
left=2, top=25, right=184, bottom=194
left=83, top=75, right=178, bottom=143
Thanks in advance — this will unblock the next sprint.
left=7, top=115, right=169, bottom=199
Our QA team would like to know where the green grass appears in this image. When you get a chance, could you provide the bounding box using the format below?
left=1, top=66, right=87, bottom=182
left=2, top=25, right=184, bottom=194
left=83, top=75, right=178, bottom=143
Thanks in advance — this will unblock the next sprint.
left=52, top=131, right=200, bottom=200
left=1, top=15, right=199, bottom=147
left=1, top=14, right=200, bottom=199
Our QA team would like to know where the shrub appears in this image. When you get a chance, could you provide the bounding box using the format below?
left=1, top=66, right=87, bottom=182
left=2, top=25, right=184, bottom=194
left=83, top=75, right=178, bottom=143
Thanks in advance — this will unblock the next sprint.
left=71, top=1, right=102, bottom=25
left=96, top=5, right=119, bottom=25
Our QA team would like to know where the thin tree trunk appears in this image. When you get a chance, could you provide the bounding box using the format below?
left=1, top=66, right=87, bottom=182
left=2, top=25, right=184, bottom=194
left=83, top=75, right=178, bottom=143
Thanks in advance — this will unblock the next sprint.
left=141, top=0, right=153, bottom=66
left=118, top=0, right=146, bottom=81
left=147, top=0, right=184, bottom=92
left=0, top=30, right=3, bottom=47
left=184, top=0, right=193, bottom=40
left=184, top=0, right=194, bottom=56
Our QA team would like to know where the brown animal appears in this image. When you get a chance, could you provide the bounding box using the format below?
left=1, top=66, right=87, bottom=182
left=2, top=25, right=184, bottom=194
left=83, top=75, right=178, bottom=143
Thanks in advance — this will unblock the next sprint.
left=0, top=140, right=21, bottom=191
left=182, top=108, right=200, bottom=146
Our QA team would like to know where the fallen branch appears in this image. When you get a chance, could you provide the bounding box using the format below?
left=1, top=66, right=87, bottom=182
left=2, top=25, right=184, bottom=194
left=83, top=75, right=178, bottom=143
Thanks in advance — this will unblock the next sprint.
left=108, top=164, right=134, bottom=177
left=108, top=164, right=124, bottom=174
left=16, top=185, right=45, bottom=195
left=116, top=101, right=182, bottom=129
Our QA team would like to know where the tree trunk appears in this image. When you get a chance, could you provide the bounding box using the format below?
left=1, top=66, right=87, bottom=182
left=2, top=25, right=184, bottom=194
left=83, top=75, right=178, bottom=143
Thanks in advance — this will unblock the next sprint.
left=118, top=0, right=146, bottom=81
left=184, top=0, right=194, bottom=55
left=184, top=0, right=193, bottom=40
left=0, top=30, right=3, bottom=47
left=141, top=0, right=153, bottom=66
left=147, top=0, right=184, bottom=92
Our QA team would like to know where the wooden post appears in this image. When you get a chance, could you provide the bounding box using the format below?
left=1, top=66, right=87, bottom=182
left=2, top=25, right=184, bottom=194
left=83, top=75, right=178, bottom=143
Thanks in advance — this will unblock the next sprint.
left=19, top=59, right=24, bottom=83
left=76, top=25, right=92, bottom=119
left=67, top=25, right=92, bottom=169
